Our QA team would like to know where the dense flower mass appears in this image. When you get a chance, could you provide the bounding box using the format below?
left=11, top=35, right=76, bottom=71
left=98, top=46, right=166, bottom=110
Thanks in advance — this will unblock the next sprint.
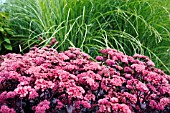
left=0, top=47, right=170, bottom=113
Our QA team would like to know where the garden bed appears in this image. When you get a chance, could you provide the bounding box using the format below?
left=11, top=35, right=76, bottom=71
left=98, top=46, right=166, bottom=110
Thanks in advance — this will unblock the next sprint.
left=0, top=47, right=169, bottom=113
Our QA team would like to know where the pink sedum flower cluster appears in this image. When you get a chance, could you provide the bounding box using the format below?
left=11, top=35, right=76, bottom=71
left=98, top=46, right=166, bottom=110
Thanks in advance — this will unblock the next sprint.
left=0, top=47, right=170, bottom=113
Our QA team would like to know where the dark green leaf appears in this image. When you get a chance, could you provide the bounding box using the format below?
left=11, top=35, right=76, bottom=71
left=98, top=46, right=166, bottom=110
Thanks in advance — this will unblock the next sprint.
left=4, top=38, right=11, bottom=44
left=3, top=43, right=12, bottom=50
left=0, top=27, right=4, bottom=34
left=0, top=37, right=3, bottom=45
left=4, top=28, right=13, bottom=35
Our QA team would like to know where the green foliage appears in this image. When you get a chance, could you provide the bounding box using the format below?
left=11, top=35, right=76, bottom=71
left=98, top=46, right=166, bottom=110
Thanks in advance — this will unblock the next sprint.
left=3, top=0, right=170, bottom=74
left=0, top=12, right=13, bottom=52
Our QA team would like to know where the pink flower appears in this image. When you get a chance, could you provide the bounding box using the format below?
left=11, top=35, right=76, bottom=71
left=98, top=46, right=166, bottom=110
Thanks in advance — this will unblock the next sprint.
left=122, top=57, right=128, bottom=64
left=150, top=94, right=157, bottom=99
left=49, top=37, right=58, bottom=46
left=71, top=59, right=88, bottom=65
left=111, top=55, right=118, bottom=61
left=147, top=60, right=155, bottom=67
left=101, top=78, right=110, bottom=91
left=35, top=100, right=50, bottom=113
left=111, top=103, right=132, bottom=113
left=83, top=62, right=101, bottom=70
left=123, top=92, right=137, bottom=104
left=111, top=75, right=126, bottom=86
left=126, top=85, right=133, bottom=90
left=74, top=100, right=91, bottom=109
left=91, top=82, right=99, bottom=90
left=6, top=91, right=16, bottom=99
left=26, top=66, right=41, bottom=75
left=114, top=52, right=124, bottom=61
left=124, top=66, right=134, bottom=74
left=57, top=70, right=78, bottom=81
left=98, top=98, right=111, bottom=112
left=58, top=80, right=76, bottom=91
left=0, top=105, right=16, bottom=113
left=159, top=85, right=170, bottom=95
left=80, top=52, right=90, bottom=59
left=133, top=54, right=149, bottom=61
left=156, top=103, right=164, bottom=110
left=14, top=86, right=31, bottom=98
left=96, top=56, right=104, bottom=61
left=98, top=67, right=110, bottom=77
left=0, top=91, right=7, bottom=100
left=136, top=81, right=149, bottom=93
left=56, top=99, right=63, bottom=109
left=86, top=71, right=101, bottom=81
left=124, top=74, right=131, bottom=78
left=77, top=72, right=99, bottom=90
left=144, top=72, right=162, bottom=84
left=159, top=98, right=170, bottom=107
left=100, top=49, right=109, bottom=54
left=98, top=98, right=109, bottom=105
left=149, top=100, right=157, bottom=109
left=34, top=79, right=55, bottom=91
left=58, top=53, right=69, bottom=60
left=142, top=70, right=149, bottom=76
left=127, top=56, right=134, bottom=63
left=37, top=37, right=42, bottom=41
left=119, top=104, right=132, bottom=113
left=98, top=104, right=107, bottom=112
left=82, top=76, right=95, bottom=85
left=147, top=84, right=157, bottom=93
left=29, top=89, right=39, bottom=99
left=64, top=51, right=76, bottom=59
left=34, top=57, right=44, bottom=65
left=131, top=64, right=145, bottom=72
left=18, top=81, right=29, bottom=86
left=106, top=59, right=115, bottom=66
left=110, top=97, right=119, bottom=103
left=67, top=86, right=85, bottom=99
left=111, top=103, right=119, bottom=111
left=112, top=65, right=123, bottom=70
left=84, top=91, right=95, bottom=101
left=63, top=64, right=78, bottom=71
left=70, top=48, right=81, bottom=55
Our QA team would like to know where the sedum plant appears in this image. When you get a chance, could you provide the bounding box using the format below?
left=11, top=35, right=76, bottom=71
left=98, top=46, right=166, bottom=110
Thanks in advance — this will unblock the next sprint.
left=0, top=46, right=169, bottom=113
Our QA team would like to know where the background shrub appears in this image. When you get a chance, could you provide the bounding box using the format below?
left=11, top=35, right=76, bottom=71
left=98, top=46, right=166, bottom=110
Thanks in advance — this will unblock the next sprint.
left=0, top=47, right=169, bottom=113
left=0, top=12, right=13, bottom=53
